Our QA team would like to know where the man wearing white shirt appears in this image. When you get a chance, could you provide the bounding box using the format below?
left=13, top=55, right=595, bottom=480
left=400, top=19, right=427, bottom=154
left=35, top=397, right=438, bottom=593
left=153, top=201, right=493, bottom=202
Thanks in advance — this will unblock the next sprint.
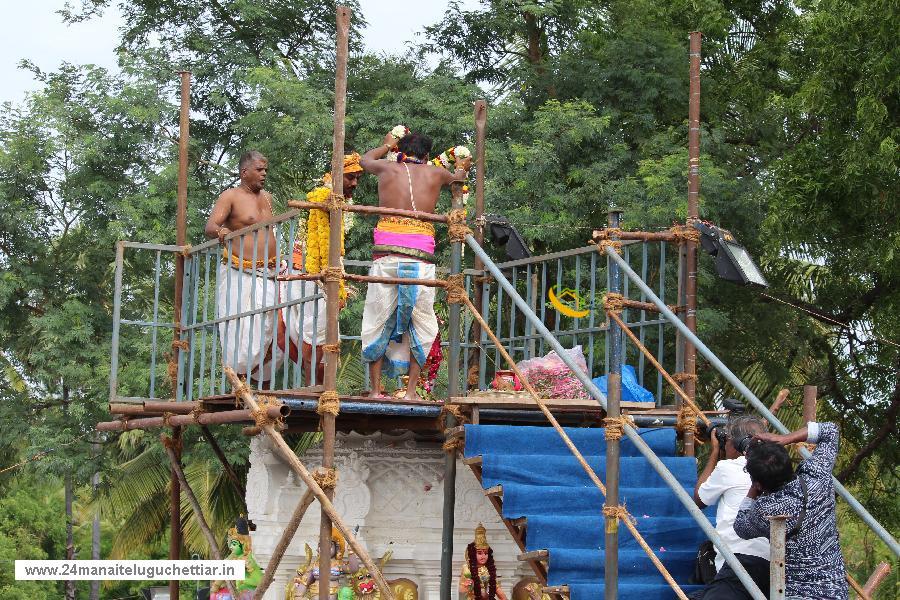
left=693, top=415, right=771, bottom=599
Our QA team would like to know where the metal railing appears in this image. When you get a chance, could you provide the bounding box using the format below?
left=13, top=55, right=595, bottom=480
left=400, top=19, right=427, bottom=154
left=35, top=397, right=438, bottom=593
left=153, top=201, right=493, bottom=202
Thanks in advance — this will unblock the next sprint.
left=109, top=212, right=682, bottom=405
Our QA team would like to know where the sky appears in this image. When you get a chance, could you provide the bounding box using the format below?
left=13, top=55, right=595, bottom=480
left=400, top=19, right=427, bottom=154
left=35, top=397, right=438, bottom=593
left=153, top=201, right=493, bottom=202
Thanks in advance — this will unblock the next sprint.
left=1, top=0, right=479, bottom=106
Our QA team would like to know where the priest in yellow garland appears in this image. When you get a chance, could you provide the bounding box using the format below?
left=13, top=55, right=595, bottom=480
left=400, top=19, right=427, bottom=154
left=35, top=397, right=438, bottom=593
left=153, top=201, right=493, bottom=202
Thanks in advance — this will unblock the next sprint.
left=279, top=153, right=363, bottom=384
left=459, top=523, right=508, bottom=600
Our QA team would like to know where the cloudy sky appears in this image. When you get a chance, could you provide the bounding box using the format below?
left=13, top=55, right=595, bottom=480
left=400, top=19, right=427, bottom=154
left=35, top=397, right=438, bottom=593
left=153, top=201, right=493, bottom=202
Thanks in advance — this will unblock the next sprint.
left=1, top=0, right=479, bottom=106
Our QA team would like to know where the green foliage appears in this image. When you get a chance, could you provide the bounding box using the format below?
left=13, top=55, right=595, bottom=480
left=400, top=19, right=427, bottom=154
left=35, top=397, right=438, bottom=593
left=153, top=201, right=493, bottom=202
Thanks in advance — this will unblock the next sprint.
left=0, top=0, right=897, bottom=591
left=0, top=482, right=65, bottom=598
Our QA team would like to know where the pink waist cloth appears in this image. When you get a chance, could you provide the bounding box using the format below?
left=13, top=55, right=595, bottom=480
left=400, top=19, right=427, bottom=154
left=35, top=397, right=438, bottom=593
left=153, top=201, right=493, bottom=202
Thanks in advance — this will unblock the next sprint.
left=373, top=229, right=435, bottom=255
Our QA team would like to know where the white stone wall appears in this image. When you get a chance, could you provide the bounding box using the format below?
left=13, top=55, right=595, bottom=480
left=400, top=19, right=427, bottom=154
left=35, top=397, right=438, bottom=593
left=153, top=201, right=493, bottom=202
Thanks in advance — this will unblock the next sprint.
left=246, top=432, right=532, bottom=599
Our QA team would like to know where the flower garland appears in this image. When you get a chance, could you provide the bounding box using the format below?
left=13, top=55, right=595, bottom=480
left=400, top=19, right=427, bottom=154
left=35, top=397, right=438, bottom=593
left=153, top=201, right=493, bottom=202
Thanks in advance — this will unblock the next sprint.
left=430, top=145, right=471, bottom=169
left=396, top=153, right=427, bottom=164
left=418, top=326, right=444, bottom=399
left=304, top=186, right=347, bottom=304
left=430, top=145, right=472, bottom=203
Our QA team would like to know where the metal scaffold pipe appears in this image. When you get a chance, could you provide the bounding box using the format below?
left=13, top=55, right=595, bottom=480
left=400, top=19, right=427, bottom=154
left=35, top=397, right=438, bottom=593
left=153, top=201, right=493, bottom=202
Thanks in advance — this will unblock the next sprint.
left=465, top=236, right=767, bottom=600
left=603, top=245, right=900, bottom=558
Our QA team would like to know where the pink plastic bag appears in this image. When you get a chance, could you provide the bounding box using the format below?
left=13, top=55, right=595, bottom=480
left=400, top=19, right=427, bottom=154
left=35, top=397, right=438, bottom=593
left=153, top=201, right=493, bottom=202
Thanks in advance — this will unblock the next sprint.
left=516, top=346, right=588, bottom=399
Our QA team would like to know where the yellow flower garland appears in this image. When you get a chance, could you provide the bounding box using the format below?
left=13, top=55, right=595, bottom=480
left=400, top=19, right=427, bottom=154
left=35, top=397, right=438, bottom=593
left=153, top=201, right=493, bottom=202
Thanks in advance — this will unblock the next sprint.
left=304, top=186, right=347, bottom=303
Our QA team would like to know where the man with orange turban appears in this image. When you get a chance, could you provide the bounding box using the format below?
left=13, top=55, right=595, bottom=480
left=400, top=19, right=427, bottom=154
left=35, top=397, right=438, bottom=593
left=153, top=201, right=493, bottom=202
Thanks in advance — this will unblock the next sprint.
left=278, top=153, right=363, bottom=384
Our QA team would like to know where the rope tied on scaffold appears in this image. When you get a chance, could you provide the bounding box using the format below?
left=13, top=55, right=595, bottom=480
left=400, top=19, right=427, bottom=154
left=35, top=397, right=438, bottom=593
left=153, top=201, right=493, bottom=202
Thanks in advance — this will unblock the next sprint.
left=669, top=224, right=700, bottom=243
left=592, top=227, right=623, bottom=254
left=324, top=266, right=344, bottom=283
left=603, top=415, right=635, bottom=441
left=438, top=404, right=467, bottom=429
left=445, top=273, right=467, bottom=304
left=326, top=192, right=345, bottom=212
left=317, top=390, right=341, bottom=417
left=603, top=292, right=627, bottom=315
left=252, top=395, right=286, bottom=430
left=312, top=467, right=338, bottom=490
left=447, top=208, right=472, bottom=243
left=442, top=436, right=465, bottom=455
left=676, top=402, right=701, bottom=437
left=458, top=294, right=690, bottom=600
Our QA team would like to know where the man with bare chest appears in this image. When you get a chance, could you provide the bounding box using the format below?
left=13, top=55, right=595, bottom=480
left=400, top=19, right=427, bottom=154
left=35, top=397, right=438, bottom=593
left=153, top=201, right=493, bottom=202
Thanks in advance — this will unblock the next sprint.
left=359, top=131, right=471, bottom=401
left=205, top=151, right=280, bottom=382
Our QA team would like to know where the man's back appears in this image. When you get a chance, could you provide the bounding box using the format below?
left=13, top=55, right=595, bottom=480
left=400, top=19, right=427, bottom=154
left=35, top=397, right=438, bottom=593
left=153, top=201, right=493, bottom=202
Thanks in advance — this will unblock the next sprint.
left=374, top=161, right=449, bottom=214
left=735, top=423, right=848, bottom=599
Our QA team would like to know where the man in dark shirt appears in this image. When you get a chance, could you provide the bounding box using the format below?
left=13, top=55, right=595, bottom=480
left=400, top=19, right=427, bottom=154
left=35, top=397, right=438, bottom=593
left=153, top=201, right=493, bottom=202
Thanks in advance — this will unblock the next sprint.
left=734, top=422, right=848, bottom=599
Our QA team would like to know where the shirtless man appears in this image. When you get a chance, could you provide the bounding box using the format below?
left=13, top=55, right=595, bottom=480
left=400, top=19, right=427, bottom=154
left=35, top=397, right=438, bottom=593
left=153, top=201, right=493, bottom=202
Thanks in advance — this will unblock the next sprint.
left=205, top=151, right=280, bottom=380
left=205, top=151, right=277, bottom=259
left=359, top=131, right=471, bottom=401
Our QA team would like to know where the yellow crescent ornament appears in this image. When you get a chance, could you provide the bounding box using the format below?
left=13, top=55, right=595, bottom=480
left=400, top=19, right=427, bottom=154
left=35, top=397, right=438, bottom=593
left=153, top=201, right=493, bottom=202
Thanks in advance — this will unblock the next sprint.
left=548, top=286, right=590, bottom=318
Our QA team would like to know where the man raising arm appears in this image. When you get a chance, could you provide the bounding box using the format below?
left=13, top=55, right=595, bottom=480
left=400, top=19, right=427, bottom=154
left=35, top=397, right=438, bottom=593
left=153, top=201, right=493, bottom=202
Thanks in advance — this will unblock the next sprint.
left=358, top=130, right=470, bottom=401
left=734, top=423, right=848, bottom=600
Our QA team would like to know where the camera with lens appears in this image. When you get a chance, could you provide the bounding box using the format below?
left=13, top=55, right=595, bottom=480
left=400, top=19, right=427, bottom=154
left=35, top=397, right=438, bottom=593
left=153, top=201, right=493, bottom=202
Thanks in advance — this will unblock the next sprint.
left=715, top=427, right=728, bottom=447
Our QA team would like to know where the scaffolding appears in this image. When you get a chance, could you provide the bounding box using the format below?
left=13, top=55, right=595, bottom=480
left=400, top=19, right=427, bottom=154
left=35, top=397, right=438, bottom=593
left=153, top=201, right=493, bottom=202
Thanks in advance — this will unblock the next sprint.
left=96, top=10, right=897, bottom=600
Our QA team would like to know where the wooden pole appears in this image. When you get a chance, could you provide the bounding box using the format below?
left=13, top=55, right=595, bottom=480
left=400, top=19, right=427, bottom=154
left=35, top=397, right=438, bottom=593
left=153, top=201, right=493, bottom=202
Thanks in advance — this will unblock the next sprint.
left=163, top=438, right=238, bottom=599
left=170, top=69, right=191, bottom=599
left=861, top=562, right=891, bottom=598
left=253, top=489, right=316, bottom=599
left=320, top=6, right=350, bottom=600
left=604, top=211, right=623, bottom=599
left=682, top=32, right=702, bottom=457
left=440, top=181, right=466, bottom=599
left=200, top=425, right=248, bottom=507
left=224, top=367, right=395, bottom=600
left=469, top=99, right=487, bottom=388
left=801, top=385, right=817, bottom=424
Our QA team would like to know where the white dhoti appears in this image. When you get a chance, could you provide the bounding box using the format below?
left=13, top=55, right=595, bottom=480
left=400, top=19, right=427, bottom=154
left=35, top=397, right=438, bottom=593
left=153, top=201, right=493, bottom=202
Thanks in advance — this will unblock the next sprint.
left=280, top=277, right=328, bottom=350
left=216, top=262, right=282, bottom=377
left=361, top=256, right=439, bottom=378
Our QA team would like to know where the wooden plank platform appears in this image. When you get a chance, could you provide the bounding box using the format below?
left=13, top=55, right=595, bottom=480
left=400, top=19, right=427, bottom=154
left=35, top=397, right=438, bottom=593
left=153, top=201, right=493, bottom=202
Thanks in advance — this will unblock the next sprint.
left=518, top=549, right=549, bottom=561
left=543, top=585, right=569, bottom=597
left=451, top=390, right=655, bottom=411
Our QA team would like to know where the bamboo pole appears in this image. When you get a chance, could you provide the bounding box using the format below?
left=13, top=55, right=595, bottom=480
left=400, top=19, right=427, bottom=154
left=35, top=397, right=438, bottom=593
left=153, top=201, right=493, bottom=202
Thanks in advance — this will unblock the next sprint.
left=287, top=200, right=449, bottom=223
left=769, top=389, right=790, bottom=414
left=861, top=562, right=891, bottom=598
left=459, top=298, right=689, bottom=600
left=801, top=385, right=817, bottom=424
left=200, top=425, right=247, bottom=505
left=608, top=311, right=710, bottom=427
left=162, top=437, right=238, bottom=599
left=319, top=6, right=351, bottom=599
left=253, top=489, right=316, bottom=599
left=604, top=211, right=622, bottom=599
left=682, top=31, right=702, bottom=457
left=440, top=180, right=466, bottom=599
left=469, top=99, right=487, bottom=389
left=592, top=229, right=679, bottom=242
left=169, top=69, right=191, bottom=599
left=96, top=405, right=288, bottom=432
left=224, top=367, right=395, bottom=600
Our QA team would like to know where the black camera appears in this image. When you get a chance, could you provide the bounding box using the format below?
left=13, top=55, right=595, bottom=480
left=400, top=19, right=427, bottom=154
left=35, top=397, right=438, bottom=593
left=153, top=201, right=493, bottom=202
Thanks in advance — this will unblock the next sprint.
left=733, top=435, right=754, bottom=455
left=715, top=427, right=728, bottom=447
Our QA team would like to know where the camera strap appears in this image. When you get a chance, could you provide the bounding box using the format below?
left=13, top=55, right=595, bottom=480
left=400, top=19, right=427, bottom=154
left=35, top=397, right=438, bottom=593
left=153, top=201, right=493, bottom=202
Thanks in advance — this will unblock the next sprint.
left=787, top=475, right=808, bottom=539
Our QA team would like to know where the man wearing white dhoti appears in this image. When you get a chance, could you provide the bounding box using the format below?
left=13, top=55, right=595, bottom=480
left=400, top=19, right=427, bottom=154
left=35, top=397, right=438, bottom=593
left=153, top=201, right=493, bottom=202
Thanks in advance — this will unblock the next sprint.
left=278, top=153, right=364, bottom=384
left=359, top=129, right=470, bottom=401
left=205, top=151, right=281, bottom=382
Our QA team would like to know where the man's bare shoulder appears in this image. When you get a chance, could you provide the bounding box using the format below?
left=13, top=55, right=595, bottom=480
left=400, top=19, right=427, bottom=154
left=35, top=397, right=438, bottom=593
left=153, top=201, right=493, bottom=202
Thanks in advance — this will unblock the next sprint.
left=216, top=187, right=241, bottom=202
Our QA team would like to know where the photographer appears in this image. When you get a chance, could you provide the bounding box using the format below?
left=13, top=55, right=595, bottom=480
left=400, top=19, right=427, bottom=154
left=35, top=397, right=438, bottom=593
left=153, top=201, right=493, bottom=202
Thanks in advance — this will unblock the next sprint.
left=692, top=415, right=770, bottom=599
left=734, top=422, right=848, bottom=600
